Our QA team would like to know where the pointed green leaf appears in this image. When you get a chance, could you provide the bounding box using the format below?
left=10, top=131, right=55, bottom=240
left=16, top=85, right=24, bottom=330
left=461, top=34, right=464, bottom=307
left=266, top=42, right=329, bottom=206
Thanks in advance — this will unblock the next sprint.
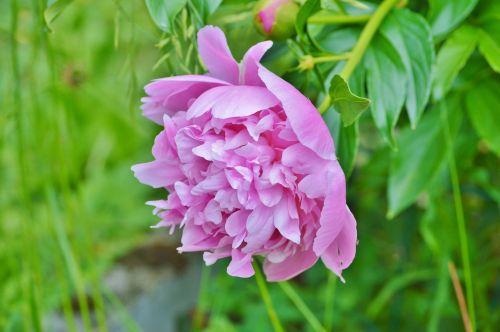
left=466, top=80, right=500, bottom=156
left=145, top=0, right=187, bottom=33
left=329, top=75, right=370, bottom=127
left=365, top=34, right=407, bottom=148
left=388, top=97, right=463, bottom=218
left=432, top=24, right=478, bottom=100
left=428, top=0, right=478, bottom=38
left=478, top=22, right=500, bottom=73
left=380, top=9, right=434, bottom=128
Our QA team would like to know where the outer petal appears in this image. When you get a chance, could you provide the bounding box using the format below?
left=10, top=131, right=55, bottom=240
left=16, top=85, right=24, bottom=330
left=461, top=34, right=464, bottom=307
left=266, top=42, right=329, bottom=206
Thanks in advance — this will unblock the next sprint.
left=263, top=249, right=319, bottom=281
left=240, top=41, right=273, bottom=86
left=227, top=250, right=254, bottom=278
left=187, top=86, right=279, bottom=120
left=142, top=75, right=230, bottom=124
left=312, top=161, right=348, bottom=255
left=321, top=207, right=357, bottom=282
left=197, top=26, right=240, bottom=84
left=258, top=65, right=336, bottom=160
left=131, top=161, right=184, bottom=188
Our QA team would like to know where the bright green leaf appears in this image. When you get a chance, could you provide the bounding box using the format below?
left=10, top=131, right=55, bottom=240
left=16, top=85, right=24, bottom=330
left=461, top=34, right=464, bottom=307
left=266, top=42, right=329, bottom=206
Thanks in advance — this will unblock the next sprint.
left=387, top=97, right=463, bottom=218
left=380, top=9, right=434, bottom=128
left=329, top=75, right=370, bottom=127
left=466, top=80, right=500, bottom=156
left=428, top=0, right=478, bottom=38
left=477, top=21, right=500, bottom=73
left=364, top=34, right=407, bottom=148
left=432, top=24, right=478, bottom=100
left=44, top=0, right=75, bottom=29
left=145, top=0, right=187, bottom=33
left=295, top=0, right=320, bottom=44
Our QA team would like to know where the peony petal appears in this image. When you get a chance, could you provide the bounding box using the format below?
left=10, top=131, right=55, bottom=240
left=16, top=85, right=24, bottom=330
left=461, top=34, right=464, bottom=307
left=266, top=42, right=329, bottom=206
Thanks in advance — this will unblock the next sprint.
left=313, top=161, right=348, bottom=256
left=197, top=26, right=240, bottom=84
left=298, top=171, right=330, bottom=199
left=143, top=75, right=230, bottom=124
left=131, top=161, right=184, bottom=188
left=204, top=199, right=222, bottom=224
left=258, top=65, right=336, bottom=160
left=281, top=143, right=328, bottom=174
left=321, top=207, right=357, bottom=282
left=263, top=249, right=318, bottom=281
left=187, top=86, right=279, bottom=120
left=273, top=198, right=300, bottom=243
left=240, top=41, right=273, bottom=86
left=225, top=210, right=250, bottom=237
left=227, top=250, right=254, bottom=278
left=244, top=205, right=275, bottom=251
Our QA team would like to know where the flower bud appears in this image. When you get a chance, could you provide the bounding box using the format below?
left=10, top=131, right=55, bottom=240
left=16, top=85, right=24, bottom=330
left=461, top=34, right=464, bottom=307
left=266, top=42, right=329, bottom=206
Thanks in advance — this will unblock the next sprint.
left=254, top=0, right=299, bottom=40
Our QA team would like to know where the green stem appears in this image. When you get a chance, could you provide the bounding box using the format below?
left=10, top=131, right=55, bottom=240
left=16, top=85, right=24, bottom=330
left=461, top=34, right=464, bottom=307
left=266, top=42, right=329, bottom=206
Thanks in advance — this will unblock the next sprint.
left=308, top=14, right=370, bottom=25
left=323, top=273, right=337, bottom=331
left=440, top=101, right=476, bottom=331
left=193, top=265, right=210, bottom=331
left=313, top=53, right=352, bottom=64
left=317, top=0, right=399, bottom=114
left=278, top=282, right=326, bottom=332
left=253, top=262, right=284, bottom=332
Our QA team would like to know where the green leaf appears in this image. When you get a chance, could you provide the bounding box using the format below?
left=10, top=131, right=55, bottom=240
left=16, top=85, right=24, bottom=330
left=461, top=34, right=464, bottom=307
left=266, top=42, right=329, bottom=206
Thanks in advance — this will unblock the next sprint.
left=323, top=63, right=365, bottom=177
left=145, top=0, right=187, bottom=33
left=364, top=34, right=407, bottom=148
left=466, top=80, right=500, bottom=156
left=329, top=75, right=370, bottom=127
left=190, top=0, right=222, bottom=24
left=44, top=0, right=75, bottom=29
left=380, top=9, right=434, bottom=128
left=295, top=0, right=320, bottom=44
left=432, top=24, right=478, bottom=100
left=477, top=20, right=500, bottom=73
left=428, top=0, right=478, bottom=38
left=387, top=97, right=463, bottom=218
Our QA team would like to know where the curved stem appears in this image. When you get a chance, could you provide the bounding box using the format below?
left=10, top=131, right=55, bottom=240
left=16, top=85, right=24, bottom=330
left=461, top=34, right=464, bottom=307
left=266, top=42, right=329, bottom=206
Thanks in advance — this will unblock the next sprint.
left=253, top=262, right=284, bottom=332
left=317, top=0, right=399, bottom=114
left=278, top=282, right=326, bottom=332
left=440, top=101, right=476, bottom=331
left=308, top=14, right=370, bottom=25
left=339, top=0, right=399, bottom=79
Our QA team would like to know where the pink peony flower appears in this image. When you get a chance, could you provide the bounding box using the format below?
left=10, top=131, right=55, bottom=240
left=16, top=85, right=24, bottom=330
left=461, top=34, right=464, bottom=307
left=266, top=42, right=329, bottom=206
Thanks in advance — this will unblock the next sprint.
left=132, top=26, right=357, bottom=281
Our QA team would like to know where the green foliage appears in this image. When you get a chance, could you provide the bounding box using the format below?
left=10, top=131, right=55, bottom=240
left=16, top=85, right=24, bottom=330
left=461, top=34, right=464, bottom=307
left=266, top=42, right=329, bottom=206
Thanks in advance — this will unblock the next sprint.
left=428, top=0, right=479, bottom=38
left=145, top=0, right=188, bottom=32
left=329, top=74, right=370, bottom=127
left=44, top=0, right=75, bottom=29
left=365, top=33, right=407, bottom=147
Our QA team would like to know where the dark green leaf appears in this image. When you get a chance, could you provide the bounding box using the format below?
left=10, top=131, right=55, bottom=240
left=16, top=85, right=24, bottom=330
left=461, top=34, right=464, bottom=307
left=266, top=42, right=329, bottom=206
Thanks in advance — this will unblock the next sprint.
left=428, top=0, right=478, bottom=38
left=466, top=80, right=500, bottom=156
left=432, top=24, right=478, bottom=100
left=387, top=97, right=463, bottom=218
left=295, top=0, right=320, bottom=44
left=44, top=0, right=75, bottom=29
left=380, top=9, right=434, bottom=128
left=364, top=34, right=407, bottom=148
left=329, top=75, right=370, bottom=127
left=190, top=0, right=222, bottom=24
left=145, top=0, right=187, bottom=32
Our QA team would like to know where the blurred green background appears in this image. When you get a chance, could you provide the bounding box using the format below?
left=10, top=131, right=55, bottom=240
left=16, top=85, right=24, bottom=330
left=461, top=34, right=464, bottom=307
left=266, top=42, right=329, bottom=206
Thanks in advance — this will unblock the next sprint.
left=1, top=0, right=499, bottom=331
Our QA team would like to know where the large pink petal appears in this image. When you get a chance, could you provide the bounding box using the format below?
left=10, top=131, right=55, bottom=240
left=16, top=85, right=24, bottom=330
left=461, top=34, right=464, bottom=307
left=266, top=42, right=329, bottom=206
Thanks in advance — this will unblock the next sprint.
left=312, top=161, right=348, bottom=256
left=321, top=207, right=357, bottom=282
left=142, top=75, right=230, bottom=124
left=197, top=26, right=240, bottom=84
left=186, top=86, right=279, bottom=119
left=258, top=65, right=336, bottom=160
left=240, top=41, right=273, bottom=86
left=131, top=161, right=184, bottom=188
left=263, top=249, right=318, bottom=281
left=273, top=198, right=300, bottom=243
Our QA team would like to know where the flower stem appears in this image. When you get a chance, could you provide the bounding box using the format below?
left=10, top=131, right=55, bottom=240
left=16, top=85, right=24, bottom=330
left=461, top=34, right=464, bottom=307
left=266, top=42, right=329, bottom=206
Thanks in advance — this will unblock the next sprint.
left=308, top=14, right=370, bottom=25
left=253, top=262, right=284, bottom=332
left=278, top=282, right=326, bottom=332
left=440, top=101, right=476, bottom=331
left=317, top=0, right=399, bottom=114
left=323, top=272, right=337, bottom=331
